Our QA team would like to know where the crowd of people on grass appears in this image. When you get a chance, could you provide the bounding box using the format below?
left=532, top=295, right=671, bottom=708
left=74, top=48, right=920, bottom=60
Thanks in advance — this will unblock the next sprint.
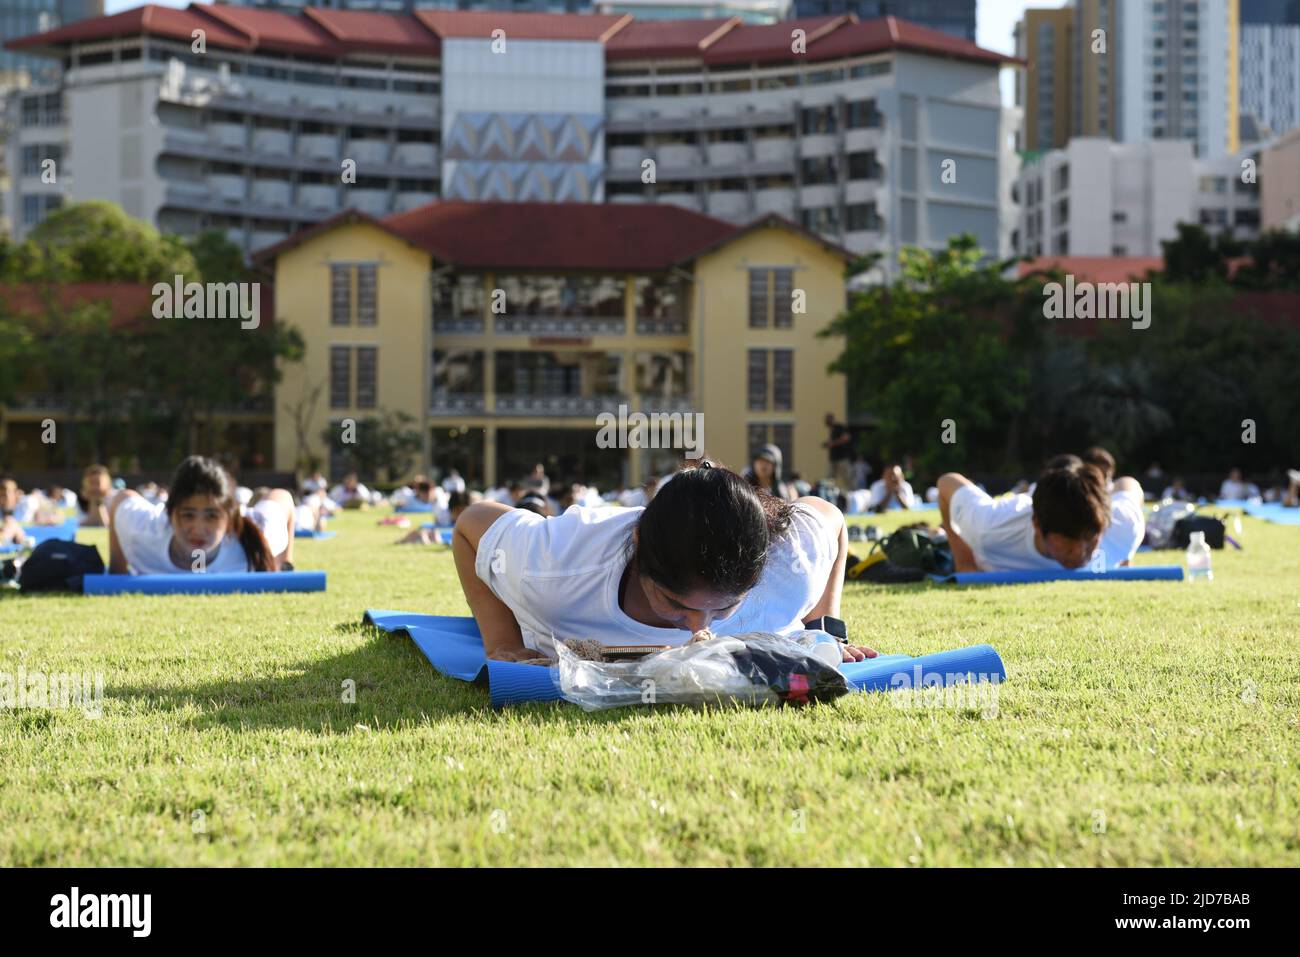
left=1, top=413, right=1296, bottom=657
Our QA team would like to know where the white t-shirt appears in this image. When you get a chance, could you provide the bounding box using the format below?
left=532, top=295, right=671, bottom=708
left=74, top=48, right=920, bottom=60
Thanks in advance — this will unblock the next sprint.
left=329, top=483, right=371, bottom=506
left=1219, top=479, right=1259, bottom=500
left=113, top=494, right=290, bottom=575
left=950, top=485, right=1144, bottom=572
left=866, top=479, right=915, bottom=510
left=475, top=502, right=840, bottom=656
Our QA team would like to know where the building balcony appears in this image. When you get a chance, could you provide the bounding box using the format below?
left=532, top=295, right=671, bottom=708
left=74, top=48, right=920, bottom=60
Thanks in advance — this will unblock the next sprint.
left=209, top=122, right=246, bottom=150
left=347, top=188, right=390, bottom=216
left=251, top=180, right=292, bottom=207
left=609, top=145, right=646, bottom=169
left=639, top=395, right=695, bottom=415
left=495, top=394, right=626, bottom=417
left=394, top=191, right=437, bottom=212
left=433, top=314, right=486, bottom=334
left=753, top=137, right=795, bottom=163
left=706, top=141, right=748, bottom=165
left=393, top=142, right=438, bottom=167
left=297, top=184, right=338, bottom=211
left=494, top=315, right=626, bottom=336
left=251, top=229, right=291, bottom=252
left=706, top=190, right=750, bottom=220
left=754, top=188, right=795, bottom=217
left=430, top=393, right=486, bottom=415
left=346, top=138, right=391, bottom=165
left=251, top=128, right=292, bottom=155
left=208, top=174, right=247, bottom=204
left=656, top=191, right=703, bottom=212
left=657, top=144, right=701, bottom=168
left=299, top=133, right=339, bottom=161
left=634, top=315, right=689, bottom=336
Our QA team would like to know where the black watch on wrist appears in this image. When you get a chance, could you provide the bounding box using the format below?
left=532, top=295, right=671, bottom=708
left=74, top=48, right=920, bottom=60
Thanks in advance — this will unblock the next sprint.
left=805, top=615, right=849, bottom=644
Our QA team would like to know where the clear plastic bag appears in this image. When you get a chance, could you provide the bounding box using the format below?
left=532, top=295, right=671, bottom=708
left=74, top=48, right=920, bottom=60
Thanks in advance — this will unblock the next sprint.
left=553, top=630, right=850, bottom=712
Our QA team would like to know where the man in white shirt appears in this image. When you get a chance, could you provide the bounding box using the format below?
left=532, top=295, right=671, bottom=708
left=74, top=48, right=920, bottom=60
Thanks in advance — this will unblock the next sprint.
left=866, top=464, right=915, bottom=512
left=938, top=460, right=1144, bottom=572
left=442, top=469, right=466, bottom=494
left=328, top=472, right=372, bottom=508
left=1218, top=468, right=1259, bottom=501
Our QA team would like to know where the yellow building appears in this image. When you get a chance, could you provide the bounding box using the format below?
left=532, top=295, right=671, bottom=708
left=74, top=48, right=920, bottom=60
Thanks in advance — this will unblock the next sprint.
left=254, top=201, right=849, bottom=489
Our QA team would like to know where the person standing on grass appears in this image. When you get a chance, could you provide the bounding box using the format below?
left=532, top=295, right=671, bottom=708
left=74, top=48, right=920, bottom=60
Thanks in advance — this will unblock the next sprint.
left=107, top=456, right=295, bottom=574
left=452, top=460, right=875, bottom=665
left=822, top=412, right=854, bottom=490
left=937, top=459, right=1145, bottom=573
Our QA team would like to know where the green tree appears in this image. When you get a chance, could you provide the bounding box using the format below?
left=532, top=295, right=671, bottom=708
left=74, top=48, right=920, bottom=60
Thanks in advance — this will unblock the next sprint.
left=19, top=200, right=196, bottom=282
left=821, top=235, right=1037, bottom=475
left=321, top=409, right=423, bottom=483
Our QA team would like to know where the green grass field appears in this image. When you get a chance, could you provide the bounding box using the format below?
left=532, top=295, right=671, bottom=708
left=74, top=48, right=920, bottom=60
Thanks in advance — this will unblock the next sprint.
left=2, top=506, right=1297, bottom=866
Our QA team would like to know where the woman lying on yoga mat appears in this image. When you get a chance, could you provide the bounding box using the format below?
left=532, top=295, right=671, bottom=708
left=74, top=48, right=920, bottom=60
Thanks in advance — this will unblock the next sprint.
left=106, top=456, right=295, bottom=574
left=453, top=460, right=876, bottom=665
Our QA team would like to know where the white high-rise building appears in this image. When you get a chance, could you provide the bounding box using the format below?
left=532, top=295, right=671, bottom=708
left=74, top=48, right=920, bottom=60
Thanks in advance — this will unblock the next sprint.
left=1014, top=137, right=1261, bottom=258
left=1240, top=23, right=1300, bottom=137
left=5, top=5, right=1017, bottom=264
left=1116, top=0, right=1239, bottom=158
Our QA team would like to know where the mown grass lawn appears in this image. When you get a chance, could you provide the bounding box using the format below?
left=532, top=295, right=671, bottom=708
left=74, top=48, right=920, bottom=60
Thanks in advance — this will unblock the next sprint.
left=1, top=505, right=1297, bottom=866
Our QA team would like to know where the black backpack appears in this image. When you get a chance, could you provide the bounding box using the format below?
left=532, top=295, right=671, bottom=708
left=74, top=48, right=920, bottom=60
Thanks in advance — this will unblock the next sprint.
left=18, top=539, right=105, bottom=593
left=1172, top=515, right=1226, bottom=550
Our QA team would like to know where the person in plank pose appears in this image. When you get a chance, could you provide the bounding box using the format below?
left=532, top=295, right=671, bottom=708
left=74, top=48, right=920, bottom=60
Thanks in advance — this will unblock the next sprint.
left=452, top=460, right=876, bottom=665
left=107, top=456, right=295, bottom=574
left=938, top=458, right=1145, bottom=573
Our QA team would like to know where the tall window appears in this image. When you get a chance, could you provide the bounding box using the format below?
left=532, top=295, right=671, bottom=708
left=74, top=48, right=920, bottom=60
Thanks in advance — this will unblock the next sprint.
left=355, top=347, right=377, bottom=409
left=748, top=350, right=768, bottom=411
left=773, top=349, right=793, bottom=410
left=329, top=346, right=352, bottom=409
left=748, top=268, right=797, bottom=328
left=330, top=263, right=379, bottom=326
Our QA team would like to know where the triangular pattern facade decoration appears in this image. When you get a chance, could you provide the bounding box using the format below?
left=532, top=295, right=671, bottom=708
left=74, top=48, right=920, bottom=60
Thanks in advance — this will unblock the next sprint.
left=442, top=110, right=605, bottom=203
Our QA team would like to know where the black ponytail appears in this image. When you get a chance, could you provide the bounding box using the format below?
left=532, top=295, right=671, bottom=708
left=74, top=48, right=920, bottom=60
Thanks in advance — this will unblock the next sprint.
left=631, top=459, right=793, bottom=597
left=166, top=455, right=276, bottom=572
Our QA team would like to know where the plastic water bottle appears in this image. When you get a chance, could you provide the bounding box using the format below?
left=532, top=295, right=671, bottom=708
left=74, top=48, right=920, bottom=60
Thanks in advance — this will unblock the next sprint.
left=1186, top=530, right=1213, bottom=583
left=791, top=630, right=846, bottom=668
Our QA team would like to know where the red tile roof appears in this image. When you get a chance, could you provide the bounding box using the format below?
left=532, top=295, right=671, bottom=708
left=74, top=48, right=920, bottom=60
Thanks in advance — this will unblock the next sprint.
left=808, top=16, right=1016, bottom=67
left=0, top=282, right=155, bottom=328
left=196, top=4, right=343, bottom=57
left=252, top=201, right=851, bottom=272
left=303, top=9, right=440, bottom=57
left=605, top=17, right=743, bottom=60
left=702, top=15, right=850, bottom=65
left=6, top=5, right=1015, bottom=69
left=1018, top=257, right=1165, bottom=285
left=413, top=10, right=632, bottom=42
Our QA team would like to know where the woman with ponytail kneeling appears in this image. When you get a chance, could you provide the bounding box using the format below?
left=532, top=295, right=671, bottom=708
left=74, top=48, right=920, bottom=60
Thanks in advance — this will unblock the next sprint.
left=106, top=456, right=294, bottom=574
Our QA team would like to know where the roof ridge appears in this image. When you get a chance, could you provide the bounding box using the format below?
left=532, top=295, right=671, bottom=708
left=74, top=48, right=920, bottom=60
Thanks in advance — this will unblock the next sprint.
left=700, top=16, right=742, bottom=51
left=189, top=2, right=257, bottom=45
left=600, top=13, right=635, bottom=44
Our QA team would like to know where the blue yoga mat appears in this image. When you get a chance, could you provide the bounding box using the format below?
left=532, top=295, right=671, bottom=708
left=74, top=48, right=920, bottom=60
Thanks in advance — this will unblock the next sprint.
left=418, top=524, right=454, bottom=543
left=294, top=529, right=337, bottom=539
left=20, top=518, right=79, bottom=545
left=0, top=542, right=21, bottom=554
left=395, top=501, right=435, bottom=513
left=364, top=611, right=1006, bottom=708
left=1242, top=503, right=1300, bottom=526
left=84, top=570, right=327, bottom=595
left=933, top=565, right=1184, bottom=585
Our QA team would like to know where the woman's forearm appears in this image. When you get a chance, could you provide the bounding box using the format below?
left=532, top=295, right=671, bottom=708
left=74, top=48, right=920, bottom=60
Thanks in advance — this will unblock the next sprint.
left=451, top=526, right=527, bottom=658
left=804, top=511, right=847, bottom=622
